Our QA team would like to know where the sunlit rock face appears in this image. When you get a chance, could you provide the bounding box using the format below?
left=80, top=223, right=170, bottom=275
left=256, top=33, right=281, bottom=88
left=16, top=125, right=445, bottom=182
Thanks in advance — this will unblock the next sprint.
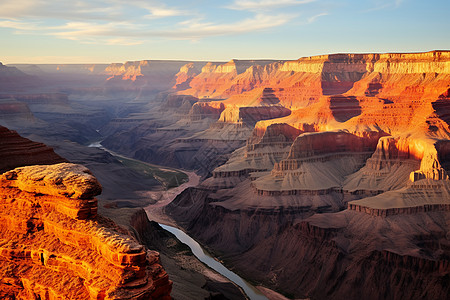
left=178, top=51, right=450, bottom=109
left=179, top=59, right=282, bottom=98
left=0, top=163, right=172, bottom=299
left=219, top=51, right=450, bottom=195
left=172, top=62, right=202, bottom=91
left=104, top=60, right=190, bottom=92
left=163, top=51, right=450, bottom=299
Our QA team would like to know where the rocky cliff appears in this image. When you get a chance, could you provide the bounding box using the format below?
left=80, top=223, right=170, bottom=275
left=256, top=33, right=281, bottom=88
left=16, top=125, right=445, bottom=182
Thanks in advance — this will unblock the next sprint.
left=0, top=125, right=67, bottom=173
left=180, top=60, right=279, bottom=98
left=161, top=51, right=450, bottom=299
left=104, top=60, right=197, bottom=92
left=175, top=52, right=447, bottom=106
left=73, top=51, right=450, bottom=299
left=0, top=163, right=172, bottom=299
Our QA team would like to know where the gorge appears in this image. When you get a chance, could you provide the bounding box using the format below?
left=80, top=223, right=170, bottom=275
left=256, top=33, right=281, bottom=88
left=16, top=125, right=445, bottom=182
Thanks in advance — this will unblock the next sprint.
left=1, top=50, right=449, bottom=299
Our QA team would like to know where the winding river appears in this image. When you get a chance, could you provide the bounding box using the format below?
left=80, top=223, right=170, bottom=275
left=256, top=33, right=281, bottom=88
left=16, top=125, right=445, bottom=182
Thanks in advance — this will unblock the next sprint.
left=160, top=224, right=268, bottom=300
left=89, top=142, right=268, bottom=300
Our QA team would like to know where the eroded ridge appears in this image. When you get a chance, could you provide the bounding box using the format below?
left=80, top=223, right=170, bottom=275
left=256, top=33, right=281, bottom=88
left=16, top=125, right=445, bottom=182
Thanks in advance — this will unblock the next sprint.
left=0, top=163, right=172, bottom=300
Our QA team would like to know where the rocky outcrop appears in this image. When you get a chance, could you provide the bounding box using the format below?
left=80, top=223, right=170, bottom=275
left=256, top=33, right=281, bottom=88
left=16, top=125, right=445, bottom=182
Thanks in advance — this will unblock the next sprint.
left=189, top=101, right=225, bottom=121
left=247, top=123, right=303, bottom=150
left=282, top=131, right=380, bottom=162
left=180, top=60, right=280, bottom=98
left=172, top=62, right=202, bottom=91
left=208, top=124, right=302, bottom=183
left=218, top=105, right=291, bottom=125
left=0, top=163, right=172, bottom=299
left=104, top=60, right=192, bottom=91
left=0, top=125, right=67, bottom=173
left=162, top=94, right=198, bottom=112
left=4, top=163, right=102, bottom=200
left=249, top=131, right=382, bottom=195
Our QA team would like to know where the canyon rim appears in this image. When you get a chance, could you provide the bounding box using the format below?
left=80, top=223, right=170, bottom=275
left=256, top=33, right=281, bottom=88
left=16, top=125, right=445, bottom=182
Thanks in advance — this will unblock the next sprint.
left=1, top=0, right=450, bottom=299
left=0, top=51, right=449, bottom=299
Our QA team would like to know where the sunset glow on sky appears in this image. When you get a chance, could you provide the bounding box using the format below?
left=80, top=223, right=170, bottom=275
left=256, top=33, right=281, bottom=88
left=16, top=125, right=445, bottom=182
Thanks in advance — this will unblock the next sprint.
left=1, top=0, right=449, bottom=63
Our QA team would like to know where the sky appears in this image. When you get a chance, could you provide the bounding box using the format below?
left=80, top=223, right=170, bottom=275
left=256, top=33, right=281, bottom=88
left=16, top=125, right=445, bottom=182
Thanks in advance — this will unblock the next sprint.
left=1, top=0, right=449, bottom=64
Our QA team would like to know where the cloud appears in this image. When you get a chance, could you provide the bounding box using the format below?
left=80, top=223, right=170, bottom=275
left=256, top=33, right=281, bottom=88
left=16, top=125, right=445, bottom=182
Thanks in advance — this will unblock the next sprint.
left=0, top=20, right=41, bottom=31
left=364, top=0, right=404, bottom=12
left=307, top=12, right=328, bottom=24
left=3, top=55, right=109, bottom=64
left=104, top=38, right=144, bottom=46
left=47, top=13, right=295, bottom=43
left=0, top=0, right=315, bottom=45
left=146, top=7, right=184, bottom=18
left=167, top=13, right=295, bottom=39
left=0, top=0, right=184, bottom=21
left=227, top=0, right=316, bottom=11
left=0, top=0, right=40, bottom=18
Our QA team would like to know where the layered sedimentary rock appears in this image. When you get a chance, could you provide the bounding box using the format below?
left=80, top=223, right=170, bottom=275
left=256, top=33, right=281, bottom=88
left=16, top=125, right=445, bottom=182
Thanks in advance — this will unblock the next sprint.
left=0, top=125, right=67, bottom=173
left=0, top=163, right=172, bottom=299
left=172, top=62, right=203, bottom=91
left=0, top=99, right=36, bottom=122
left=180, top=60, right=280, bottom=98
left=209, top=123, right=303, bottom=182
left=251, top=131, right=383, bottom=195
left=167, top=187, right=450, bottom=300
left=218, top=105, right=291, bottom=125
left=176, top=51, right=450, bottom=111
left=104, top=60, right=195, bottom=92
left=163, top=51, right=450, bottom=299
left=102, top=51, right=450, bottom=192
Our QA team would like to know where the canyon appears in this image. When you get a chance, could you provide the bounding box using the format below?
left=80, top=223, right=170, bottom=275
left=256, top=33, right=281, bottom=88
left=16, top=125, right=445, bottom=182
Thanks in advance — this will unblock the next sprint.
left=1, top=50, right=449, bottom=299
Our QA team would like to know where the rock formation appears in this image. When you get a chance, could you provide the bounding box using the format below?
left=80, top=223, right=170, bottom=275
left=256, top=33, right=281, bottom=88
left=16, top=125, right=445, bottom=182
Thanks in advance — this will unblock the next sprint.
left=172, top=62, right=203, bottom=91
left=180, top=60, right=281, bottom=98
left=104, top=60, right=197, bottom=92
left=35, top=51, right=448, bottom=299
left=0, top=163, right=172, bottom=299
left=0, top=99, right=37, bottom=125
left=0, top=125, right=67, bottom=173
left=160, top=51, right=450, bottom=299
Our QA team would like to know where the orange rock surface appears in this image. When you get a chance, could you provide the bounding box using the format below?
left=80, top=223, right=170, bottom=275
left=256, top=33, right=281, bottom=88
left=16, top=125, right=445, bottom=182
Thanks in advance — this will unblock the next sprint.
left=0, top=163, right=172, bottom=300
left=183, top=51, right=450, bottom=204
left=179, top=60, right=279, bottom=98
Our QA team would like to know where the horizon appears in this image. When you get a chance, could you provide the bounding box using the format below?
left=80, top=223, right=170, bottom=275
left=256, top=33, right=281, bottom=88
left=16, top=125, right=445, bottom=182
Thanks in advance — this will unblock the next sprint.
left=4, top=49, right=449, bottom=65
left=1, top=0, right=449, bottom=64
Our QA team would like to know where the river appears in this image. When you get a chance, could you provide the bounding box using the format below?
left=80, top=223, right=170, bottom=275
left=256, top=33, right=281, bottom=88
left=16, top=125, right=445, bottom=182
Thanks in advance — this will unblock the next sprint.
left=89, top=141, right=268, bottom=300
left=160, top=224, right=268, bottom=300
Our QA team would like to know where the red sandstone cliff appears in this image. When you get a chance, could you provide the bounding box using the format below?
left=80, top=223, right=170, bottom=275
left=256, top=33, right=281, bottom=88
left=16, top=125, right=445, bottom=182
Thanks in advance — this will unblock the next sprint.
left=0, top=163, right=172, bottom=299
left=161, top=52, right=450, bottom=299
left=176, top=52, right=447, bottom=105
